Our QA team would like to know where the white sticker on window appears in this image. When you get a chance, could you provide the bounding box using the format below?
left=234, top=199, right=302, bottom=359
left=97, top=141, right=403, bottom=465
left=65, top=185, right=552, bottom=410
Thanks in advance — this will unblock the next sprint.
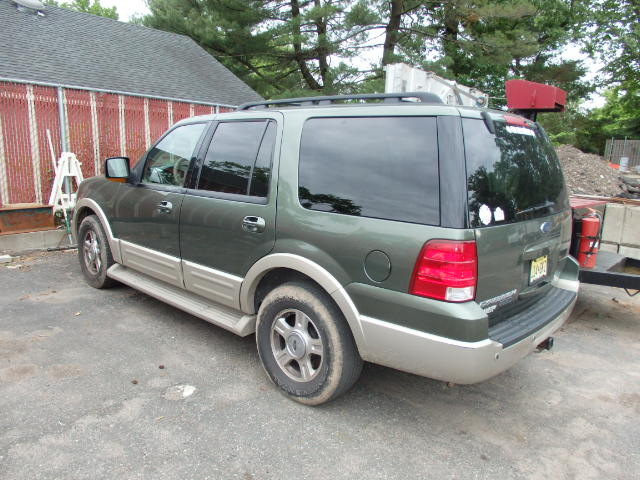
left=505, top=125, right=535, bottom=136
left=494, top=207, right=505, bottom=222
left=479, top=204, right=492, bottom=225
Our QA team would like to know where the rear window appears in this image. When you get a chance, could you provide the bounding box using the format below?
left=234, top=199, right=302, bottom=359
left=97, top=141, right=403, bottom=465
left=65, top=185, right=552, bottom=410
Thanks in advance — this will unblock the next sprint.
left=463, top=118, right=568, bottom=228
left=298, top=116, right=439, bottom=225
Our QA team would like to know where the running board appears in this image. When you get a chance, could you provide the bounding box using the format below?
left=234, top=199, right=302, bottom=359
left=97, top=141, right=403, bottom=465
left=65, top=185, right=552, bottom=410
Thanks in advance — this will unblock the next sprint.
left=107, top=264, right=256, bottom=336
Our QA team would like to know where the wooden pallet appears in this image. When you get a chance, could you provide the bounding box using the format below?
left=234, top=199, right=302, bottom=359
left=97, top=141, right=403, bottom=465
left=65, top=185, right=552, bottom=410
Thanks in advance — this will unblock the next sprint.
left=571, top=194, right=640, bottom=207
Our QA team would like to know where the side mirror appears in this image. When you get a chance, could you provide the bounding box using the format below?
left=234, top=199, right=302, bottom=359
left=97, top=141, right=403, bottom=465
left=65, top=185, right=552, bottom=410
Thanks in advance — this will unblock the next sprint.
left=105, top=157, right=130, bottom=183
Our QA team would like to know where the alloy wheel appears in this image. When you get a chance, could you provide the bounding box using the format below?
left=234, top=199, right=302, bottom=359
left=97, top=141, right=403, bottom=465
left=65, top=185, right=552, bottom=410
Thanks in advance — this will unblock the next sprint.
left=270, top=309, right=324, bottom=382
left=83, top=229, right=101, bottom=275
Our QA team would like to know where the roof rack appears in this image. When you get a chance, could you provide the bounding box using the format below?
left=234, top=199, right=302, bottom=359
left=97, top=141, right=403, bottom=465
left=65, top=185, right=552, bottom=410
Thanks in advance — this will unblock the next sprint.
left=238, top=92, right=443, bottom=110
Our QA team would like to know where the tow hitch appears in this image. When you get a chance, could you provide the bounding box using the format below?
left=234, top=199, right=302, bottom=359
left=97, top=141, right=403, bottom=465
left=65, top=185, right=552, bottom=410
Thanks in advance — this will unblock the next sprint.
left=537, top=337, right=554, bottom=351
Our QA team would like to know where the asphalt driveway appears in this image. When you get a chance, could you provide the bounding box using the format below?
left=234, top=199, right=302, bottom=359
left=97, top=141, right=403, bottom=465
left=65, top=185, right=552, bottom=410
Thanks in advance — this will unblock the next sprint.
left=1, top=250, right=639, bottom=479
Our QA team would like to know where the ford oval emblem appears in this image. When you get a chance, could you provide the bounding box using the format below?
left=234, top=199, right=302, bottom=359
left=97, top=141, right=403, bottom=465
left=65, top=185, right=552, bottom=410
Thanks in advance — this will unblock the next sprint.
left=540, top=221, right=552, bottom=234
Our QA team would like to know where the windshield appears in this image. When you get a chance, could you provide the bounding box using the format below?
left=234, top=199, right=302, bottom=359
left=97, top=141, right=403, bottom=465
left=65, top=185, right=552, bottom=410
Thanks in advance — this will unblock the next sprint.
left=462, top=117, right=569, bottom=228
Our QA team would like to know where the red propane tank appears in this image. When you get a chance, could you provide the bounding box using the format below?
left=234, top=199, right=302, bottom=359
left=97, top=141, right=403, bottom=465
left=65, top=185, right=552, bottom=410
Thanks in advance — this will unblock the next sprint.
left=577, top=215, right=601, bottom=269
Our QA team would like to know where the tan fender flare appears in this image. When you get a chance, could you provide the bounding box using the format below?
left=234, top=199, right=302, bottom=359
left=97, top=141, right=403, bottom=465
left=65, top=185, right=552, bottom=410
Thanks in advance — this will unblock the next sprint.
left=239, top=253, right=368, bottom=357
left=73, top=198, right=122, bottom=263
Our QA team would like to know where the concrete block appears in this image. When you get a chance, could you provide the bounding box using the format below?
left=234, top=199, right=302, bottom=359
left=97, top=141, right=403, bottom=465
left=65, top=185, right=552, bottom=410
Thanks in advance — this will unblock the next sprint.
left=601, top=203, right=626, bottom=244
left=619, top=245, right=640, bottom=261
left=0, top=229, right=73, bottom=253
left=599, top=242, right=619, bottom=253
left=620, top=206, right=640, bottom=246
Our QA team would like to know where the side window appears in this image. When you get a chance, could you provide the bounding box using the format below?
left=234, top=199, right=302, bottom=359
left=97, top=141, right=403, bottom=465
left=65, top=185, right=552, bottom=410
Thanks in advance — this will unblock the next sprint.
left=248, top=121, right=276, bottom=197
left=197, top=120, right=275, bottom=198
left=298, top=116, right=439, bottom=225
left=142, top=123, right=206, bottom=187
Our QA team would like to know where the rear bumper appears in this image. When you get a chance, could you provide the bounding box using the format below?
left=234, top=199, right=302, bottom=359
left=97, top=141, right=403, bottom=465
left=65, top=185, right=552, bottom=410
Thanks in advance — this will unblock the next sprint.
left=358, top=256, right=580, bottom=384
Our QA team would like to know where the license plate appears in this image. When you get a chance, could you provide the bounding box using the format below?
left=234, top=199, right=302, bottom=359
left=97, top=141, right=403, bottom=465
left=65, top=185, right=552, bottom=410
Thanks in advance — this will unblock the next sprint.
left=529, top=255, right=548, bottom=284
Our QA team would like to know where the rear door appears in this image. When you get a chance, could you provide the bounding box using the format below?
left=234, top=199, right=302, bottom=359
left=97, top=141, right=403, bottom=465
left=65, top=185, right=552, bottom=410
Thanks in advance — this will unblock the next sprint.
left=179, top=117, right=280, bottom=307
left=461, top=114, right=572, bottom=315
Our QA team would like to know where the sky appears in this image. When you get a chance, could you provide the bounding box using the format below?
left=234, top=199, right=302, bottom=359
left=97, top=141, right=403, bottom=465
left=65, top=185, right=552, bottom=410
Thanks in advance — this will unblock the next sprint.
left=101, top=0, right=149, bottom=21
left=101, top=0, right=604, bottom=108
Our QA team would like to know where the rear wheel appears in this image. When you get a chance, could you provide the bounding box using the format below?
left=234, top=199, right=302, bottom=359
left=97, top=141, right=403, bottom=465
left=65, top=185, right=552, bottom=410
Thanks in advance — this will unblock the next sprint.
left=256, top=281, right=362, bottom=405
left=78, top=215, right=116, bottom=289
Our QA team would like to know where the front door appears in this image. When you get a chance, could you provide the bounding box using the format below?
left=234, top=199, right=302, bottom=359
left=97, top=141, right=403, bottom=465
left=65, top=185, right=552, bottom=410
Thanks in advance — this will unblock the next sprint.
left=179, top=118, right=280, bottom=307
left=111, top=121, right=209, bottom=286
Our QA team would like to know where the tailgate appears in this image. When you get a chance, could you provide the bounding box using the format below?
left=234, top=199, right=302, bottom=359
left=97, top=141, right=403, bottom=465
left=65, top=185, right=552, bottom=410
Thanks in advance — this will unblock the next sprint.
left=461, top=112, right=572, bottom=316
left=474, top=211, right=572, bottom=315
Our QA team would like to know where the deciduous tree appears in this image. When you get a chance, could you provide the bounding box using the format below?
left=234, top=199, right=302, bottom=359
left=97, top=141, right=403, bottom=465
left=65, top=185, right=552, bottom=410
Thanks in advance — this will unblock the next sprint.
left=44, top=0, right=118, bottom=19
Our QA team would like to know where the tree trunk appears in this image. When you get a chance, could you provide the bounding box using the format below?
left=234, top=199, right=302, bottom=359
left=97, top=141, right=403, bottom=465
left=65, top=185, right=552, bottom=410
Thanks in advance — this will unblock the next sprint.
left=290, top=0, right=322, bottom=90
left=382, top=0, right=404, bottom=66
left=442, top=1, right=463, bottom=77
left=313, top=0, right=330, bottom=87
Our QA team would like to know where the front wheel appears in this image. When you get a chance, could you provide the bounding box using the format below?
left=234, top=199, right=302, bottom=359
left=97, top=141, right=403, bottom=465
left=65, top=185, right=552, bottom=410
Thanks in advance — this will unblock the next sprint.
left=77, top=215, right=116, bottom=289
left=256, top=281, right=362, bottom=405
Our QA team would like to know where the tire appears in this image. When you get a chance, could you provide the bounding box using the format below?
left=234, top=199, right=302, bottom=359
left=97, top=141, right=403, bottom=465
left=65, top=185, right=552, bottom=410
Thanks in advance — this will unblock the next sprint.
left=256, top=281, right=363, bottom=405
left=77, top=215, right=117, bottom=289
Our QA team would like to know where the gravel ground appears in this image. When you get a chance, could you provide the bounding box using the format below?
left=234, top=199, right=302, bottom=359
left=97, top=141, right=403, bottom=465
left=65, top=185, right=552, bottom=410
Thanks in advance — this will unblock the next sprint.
left=1, top=250, right=639, bottom=480
left=556, top=145, right=623, bottom=197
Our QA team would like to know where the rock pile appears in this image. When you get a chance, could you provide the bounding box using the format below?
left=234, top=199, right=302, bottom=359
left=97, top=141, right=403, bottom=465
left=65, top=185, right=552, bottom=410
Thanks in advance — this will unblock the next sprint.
left=620, top=174, right=640, bottom=197
left=555, top=145, right=623, bottom=197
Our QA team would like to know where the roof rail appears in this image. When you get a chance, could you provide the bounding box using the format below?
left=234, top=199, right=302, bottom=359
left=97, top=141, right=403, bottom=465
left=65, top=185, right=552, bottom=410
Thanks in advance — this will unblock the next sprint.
left=238, top=92, right=443, bottom=110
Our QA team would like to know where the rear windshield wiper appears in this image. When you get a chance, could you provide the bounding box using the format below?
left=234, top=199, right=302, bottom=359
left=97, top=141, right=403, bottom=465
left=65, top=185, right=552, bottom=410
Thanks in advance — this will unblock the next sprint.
left=515, top=200, right=555, bottom=217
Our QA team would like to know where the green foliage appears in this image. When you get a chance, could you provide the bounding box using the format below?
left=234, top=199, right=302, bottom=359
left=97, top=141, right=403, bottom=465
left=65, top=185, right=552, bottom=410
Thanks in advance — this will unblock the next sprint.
left=133, top=0, right=637, bottom=155
left=411, top=0, right=593, bottom=105
left=592, top=89, right=640, bottom=138
left=44, top=0, right=118, bottom=19
left=539, top=86, right=640, bottom=155
left=139, top=0, right=380, bottom=98
left=136, top=0, right=597, bottom=102
left=586, top=0, right=639, bottom=92
left=538, top=0, right=640, bottom=155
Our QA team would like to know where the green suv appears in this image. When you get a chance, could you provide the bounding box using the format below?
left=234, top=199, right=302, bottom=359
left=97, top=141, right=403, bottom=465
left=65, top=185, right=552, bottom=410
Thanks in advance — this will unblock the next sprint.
left=73, top=93, right=579, bottom=405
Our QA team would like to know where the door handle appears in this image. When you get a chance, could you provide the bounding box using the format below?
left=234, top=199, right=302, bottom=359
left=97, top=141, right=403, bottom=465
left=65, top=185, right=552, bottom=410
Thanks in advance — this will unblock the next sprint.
left=242, top=216, right=266, bottom=233
left=157, top=200, right=173, bottom=213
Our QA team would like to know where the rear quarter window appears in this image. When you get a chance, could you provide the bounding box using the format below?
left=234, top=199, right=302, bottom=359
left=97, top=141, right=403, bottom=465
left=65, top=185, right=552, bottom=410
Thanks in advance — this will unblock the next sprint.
left=298, top=116, right=439, bottom=225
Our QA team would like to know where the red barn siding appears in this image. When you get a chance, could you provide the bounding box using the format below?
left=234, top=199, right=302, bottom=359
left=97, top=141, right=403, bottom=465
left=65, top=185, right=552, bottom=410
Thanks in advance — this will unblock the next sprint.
left=124, top=96, right=147, bottom=164
left=172, top=101, right=191, bottom=123
left=0, top=83, right=34, bottom=204
left=65, top=89, right=95, bottom=182
left=95, top=92, right=121, bottom=167
left=0, top=81, right=234, bottom=206
left=193, top=104, right=214, bottom=116
left=148, top=99, right=169, bottom=152
left=32, top=85, right=61, bottom=204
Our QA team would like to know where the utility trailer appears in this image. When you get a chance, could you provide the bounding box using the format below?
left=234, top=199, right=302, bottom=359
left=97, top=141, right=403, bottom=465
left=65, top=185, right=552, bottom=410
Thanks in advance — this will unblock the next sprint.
left=570, top=196, right=640, bottom=295
left=579, top=252, right=640, bottom=293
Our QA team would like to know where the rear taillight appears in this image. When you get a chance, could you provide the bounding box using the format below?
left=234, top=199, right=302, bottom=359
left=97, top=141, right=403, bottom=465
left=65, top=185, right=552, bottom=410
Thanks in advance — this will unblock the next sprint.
left=410, top=240, right=478, bottom=302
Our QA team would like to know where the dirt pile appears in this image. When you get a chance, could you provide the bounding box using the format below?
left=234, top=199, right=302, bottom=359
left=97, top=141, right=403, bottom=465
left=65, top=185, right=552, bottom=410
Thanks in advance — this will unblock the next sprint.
left=555, top=145, right=623, bottom=197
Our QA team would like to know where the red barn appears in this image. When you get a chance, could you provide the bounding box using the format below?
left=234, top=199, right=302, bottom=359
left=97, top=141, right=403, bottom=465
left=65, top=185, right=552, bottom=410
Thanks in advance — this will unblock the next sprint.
left=0, top=1, right=261, bottom=217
